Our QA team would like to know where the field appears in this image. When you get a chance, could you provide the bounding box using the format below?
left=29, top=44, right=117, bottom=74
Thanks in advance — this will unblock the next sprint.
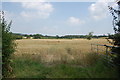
left=14, top=39, right=110, bottom=63
left=12, top=39, right=118, bottom=78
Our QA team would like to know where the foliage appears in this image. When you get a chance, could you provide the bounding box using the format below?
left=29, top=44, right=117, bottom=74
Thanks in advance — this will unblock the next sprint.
left=12, top=34, right=23, bottom=40
left=33, top=34, right=42, bottom=39
left=56, top=35, right=59, bottom=39
left=109, top=34, right=120, bottom=64
left=86, top=32, right=94, bottom=40
left=112, top=33, right=120, bottom=46
left=108, top=2, right=120, bottom=77
left=12, top=33, right=107, bottom=39
left=0, top=17, right=2, bottom=79
left=1, top=12, right=16, bottom=77
left=12, top=53, right=118, bottom=78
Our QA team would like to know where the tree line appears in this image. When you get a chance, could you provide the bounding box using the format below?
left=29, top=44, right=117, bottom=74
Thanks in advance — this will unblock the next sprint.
left=12, top=33, right=108, bottom=40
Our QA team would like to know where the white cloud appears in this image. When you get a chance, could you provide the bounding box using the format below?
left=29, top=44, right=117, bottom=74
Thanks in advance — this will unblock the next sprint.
left=89, top=0, right=109, bottom=20
left=20, top=2, right=54, bottom=19
left=67, top=17, right=85, bottom=26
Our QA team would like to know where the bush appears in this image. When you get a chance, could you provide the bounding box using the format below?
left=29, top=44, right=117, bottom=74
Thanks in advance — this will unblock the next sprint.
left=86, top=32, right=93, bottom=40
left=13, top=35, right=23, bottom=40
left=1, top=13, right=16, bottom=77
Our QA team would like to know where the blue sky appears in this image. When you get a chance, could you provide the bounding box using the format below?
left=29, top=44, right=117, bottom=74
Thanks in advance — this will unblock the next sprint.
left=2, top=2, right=116, bottom=36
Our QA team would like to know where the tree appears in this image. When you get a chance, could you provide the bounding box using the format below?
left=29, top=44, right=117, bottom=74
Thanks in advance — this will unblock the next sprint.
left=56, top=35, right=59, bottom=39
left=86, top=32, right=94, bottom=40
left=1, top=11, right=16, bottom=77
left=12, top=34, right=23, bottom=40
left=108, top=1, right=120, bottom=76
left=33, top=34, right=42, bottom=39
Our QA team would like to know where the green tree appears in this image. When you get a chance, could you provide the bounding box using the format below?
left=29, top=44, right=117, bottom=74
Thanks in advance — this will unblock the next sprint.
left=33, top=34, right=42, bottom=39
left=86, top=32, right=94, bottom=40
left=109, top=1, right=120, bottom=77
left=12, top=34, right=23, bottom=40
left=56, top=35, right=59, bottom=39
left=1, top=11, right=16, bottom=77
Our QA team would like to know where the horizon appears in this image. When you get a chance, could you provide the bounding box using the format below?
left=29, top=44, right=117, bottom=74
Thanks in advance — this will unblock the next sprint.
left=12, top=32, right=110, bottom=36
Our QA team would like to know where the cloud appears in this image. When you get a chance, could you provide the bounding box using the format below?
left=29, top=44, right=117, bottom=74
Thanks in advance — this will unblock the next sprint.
left=20, top=2, right=54, bottom=19
left=67, top=17, right=85, bottom=26
left=89, top=0, right=109, bottom=20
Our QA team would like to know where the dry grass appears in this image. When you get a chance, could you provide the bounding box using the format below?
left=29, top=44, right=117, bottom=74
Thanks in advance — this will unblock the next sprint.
left=14, top=39, right=110, bottom=65
left=12, top=39, right=119, bottom=78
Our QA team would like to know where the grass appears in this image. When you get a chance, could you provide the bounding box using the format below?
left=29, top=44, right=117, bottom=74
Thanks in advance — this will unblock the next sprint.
left=15, top=39, right=110, bottom=55
left=12, top=53, right=118, bottom=78
left=14, top=39, right=110, bottom=64
left=11, top=39, right=118, bottom=78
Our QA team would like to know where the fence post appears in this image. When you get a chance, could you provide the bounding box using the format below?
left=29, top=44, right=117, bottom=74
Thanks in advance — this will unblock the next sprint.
left=106, top=47, right=108, bottom=56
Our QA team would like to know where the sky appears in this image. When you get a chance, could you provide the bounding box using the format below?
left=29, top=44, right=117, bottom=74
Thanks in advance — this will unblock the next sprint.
left=2, top=1, right=117, bottom=36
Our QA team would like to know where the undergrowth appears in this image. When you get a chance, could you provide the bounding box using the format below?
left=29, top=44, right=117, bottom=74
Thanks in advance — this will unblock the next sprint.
left=11, top=53, right=118, bottom=78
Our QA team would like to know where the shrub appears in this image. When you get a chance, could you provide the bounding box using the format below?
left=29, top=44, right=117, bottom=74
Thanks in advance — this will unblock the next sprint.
left=86, top=32, right=93, bottom=40
left=1, top=12, right=16, bottom=77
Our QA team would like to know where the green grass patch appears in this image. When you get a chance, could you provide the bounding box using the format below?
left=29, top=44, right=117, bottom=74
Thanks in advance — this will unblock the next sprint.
left=12, top=54, right=118, bottom=78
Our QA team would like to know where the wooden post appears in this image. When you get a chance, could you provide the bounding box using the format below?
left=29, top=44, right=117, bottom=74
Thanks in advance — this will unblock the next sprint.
left=106, top=47, right=108, bottom=55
